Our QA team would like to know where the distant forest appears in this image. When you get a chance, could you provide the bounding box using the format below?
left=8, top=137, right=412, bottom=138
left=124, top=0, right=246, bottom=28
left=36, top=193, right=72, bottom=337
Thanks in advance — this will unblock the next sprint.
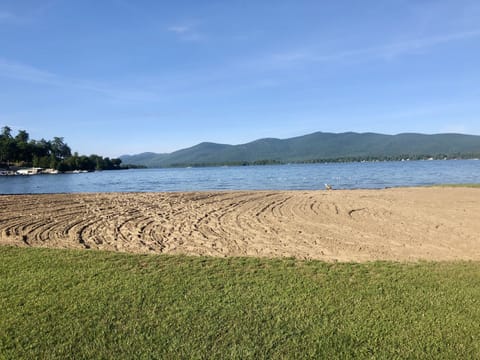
left=0, top=126, right=126, bottom=171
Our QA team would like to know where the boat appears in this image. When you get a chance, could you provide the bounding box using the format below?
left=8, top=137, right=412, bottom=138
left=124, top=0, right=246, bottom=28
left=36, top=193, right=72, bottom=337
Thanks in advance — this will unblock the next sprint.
left=16, top=168, right=42, bottom=175
left=42, top=168, right=59, bottom=174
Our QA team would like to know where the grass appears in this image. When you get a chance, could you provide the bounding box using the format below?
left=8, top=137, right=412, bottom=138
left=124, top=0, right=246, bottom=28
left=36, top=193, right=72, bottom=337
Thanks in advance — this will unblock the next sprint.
left=1, top=247, right=479, bottom=359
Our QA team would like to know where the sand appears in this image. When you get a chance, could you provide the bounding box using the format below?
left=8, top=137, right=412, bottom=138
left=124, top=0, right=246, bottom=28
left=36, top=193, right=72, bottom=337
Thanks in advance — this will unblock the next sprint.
left=0, top=187, right=479, bottom=261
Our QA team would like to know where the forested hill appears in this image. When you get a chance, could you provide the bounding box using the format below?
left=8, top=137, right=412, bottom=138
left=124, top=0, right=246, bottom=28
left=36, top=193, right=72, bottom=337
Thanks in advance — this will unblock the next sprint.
left=120, top=131, right=480, bottom=167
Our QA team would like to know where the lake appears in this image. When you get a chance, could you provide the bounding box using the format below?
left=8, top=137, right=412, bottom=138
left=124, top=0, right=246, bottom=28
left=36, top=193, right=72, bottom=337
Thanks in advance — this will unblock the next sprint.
left=1, top=160, right=479, bottom=194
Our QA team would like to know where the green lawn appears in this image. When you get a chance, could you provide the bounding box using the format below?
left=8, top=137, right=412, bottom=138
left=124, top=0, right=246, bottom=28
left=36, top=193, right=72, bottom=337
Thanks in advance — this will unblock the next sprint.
left=1, top=247, right=479, bottom=359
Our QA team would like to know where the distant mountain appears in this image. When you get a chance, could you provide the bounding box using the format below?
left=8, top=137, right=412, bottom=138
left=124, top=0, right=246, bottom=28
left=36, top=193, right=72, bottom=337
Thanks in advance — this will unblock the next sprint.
left=119, top=132, right=480, bottom=167
left=119, top=152, right=169, bottom=167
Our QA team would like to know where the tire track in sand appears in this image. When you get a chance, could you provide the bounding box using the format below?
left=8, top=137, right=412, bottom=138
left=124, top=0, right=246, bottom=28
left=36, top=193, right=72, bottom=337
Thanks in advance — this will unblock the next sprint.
left=1, top=188, right=479, bottom=261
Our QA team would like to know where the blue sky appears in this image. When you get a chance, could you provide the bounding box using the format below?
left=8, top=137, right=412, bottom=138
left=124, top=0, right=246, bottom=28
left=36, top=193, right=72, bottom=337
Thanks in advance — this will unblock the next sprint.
left=1, top=0, right=479, bottom=157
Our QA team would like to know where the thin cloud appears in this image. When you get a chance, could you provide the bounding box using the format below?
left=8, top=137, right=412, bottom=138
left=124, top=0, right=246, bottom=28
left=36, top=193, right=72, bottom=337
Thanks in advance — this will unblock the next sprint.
left=73, top=79, right=162, bottom=102
left=167, top=22, right=205, bottom=42
left=0, top=57, right=162, bottom=103
left=321, top=29, right=480, bottom=61
left=167, top=25, right=190, bottom=34
left=0, top=3, right=56, bottom=25
left=318, top=29, right=480, bottom=64
left=377, top=29, right=480, bottom=58
left=0, top=10, right=18, bottom=23
left=204, top=28, right=480, bottom=113
left=253, top=29, right=480, bottom=70
left=0, top=58, right=58, bottom=83
left=270, top=51, right=311, bottom=65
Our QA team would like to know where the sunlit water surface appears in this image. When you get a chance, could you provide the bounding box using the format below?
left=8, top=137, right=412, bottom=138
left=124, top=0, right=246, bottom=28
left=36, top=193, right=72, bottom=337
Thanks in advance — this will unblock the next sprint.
left=1, top=160, right=479, bottom=194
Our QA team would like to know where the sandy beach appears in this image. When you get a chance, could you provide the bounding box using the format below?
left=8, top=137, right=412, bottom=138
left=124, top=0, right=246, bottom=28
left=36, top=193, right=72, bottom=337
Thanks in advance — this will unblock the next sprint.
left=0, top=187, right=479, bottom=261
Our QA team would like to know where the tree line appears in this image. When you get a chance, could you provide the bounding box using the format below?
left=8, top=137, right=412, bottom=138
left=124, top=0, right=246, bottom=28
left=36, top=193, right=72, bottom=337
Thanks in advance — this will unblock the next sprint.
left=0, top=126, right=124, bottom=171
left=159, top=153, right=480, bottom=168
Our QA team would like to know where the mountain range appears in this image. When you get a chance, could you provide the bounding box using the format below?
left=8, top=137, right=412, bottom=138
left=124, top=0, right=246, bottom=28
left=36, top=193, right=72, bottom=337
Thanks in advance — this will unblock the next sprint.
left=120, top=131, right=480, bottom=168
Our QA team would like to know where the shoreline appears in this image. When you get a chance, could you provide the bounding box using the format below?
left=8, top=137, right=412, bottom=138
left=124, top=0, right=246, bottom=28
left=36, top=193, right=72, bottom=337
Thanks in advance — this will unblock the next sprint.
left=1, top=183, right=478, bottom=197
left=1, top=187, right=479, bottom=262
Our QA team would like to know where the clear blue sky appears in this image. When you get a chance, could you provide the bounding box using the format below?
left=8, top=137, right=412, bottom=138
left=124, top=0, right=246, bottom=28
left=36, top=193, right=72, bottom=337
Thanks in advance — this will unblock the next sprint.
left=1, top=0, right=479, bottom=157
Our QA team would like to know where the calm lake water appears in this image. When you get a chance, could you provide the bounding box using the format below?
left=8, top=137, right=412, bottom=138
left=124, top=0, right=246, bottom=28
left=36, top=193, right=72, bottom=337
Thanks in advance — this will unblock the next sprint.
left=1, top=160, right=479, bottom=194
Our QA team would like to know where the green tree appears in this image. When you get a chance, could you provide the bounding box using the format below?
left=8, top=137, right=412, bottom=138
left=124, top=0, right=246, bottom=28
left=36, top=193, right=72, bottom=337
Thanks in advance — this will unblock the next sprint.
left=15, top=130, right=29, bottom=143
left=14, top=130, right=32, bottom=163
left=111, top=158, right=122, bottom=168
left=1, top=126, right=12, bottom=138
left=51, top=137, right=72, bottom=160
left=0, top=126, right=16, bottom=164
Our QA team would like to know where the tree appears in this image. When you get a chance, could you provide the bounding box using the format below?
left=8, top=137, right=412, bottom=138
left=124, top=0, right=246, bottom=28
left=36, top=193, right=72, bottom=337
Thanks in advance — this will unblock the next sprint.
left=1, top=126, right=12, bottom=139
left=0, top=127, right=16, bottom=164
left=31, top=139, right=51, bottom=158
left=51, top=137, right=72, bottom=160
left=111, top=158, right=122, bottom=168
left=0, top=125, right=126, bottom=170
left=15, top=130, right=29, bottom=143
left=14, top=130, right=32, bottom=163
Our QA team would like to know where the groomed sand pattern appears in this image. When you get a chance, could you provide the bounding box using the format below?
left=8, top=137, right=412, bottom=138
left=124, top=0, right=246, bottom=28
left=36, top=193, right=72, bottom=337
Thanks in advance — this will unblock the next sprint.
left=0, top=187, right=479, bottom=261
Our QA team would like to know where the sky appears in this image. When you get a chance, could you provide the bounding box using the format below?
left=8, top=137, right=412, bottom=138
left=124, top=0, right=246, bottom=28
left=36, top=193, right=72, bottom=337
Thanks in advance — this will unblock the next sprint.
left=1, top=0, right=479, bottom=157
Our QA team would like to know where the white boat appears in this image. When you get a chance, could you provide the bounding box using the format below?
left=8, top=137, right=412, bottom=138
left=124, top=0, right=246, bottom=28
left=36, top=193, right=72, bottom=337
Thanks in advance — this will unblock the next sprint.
left=16, top=168, right=42, bottom=175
